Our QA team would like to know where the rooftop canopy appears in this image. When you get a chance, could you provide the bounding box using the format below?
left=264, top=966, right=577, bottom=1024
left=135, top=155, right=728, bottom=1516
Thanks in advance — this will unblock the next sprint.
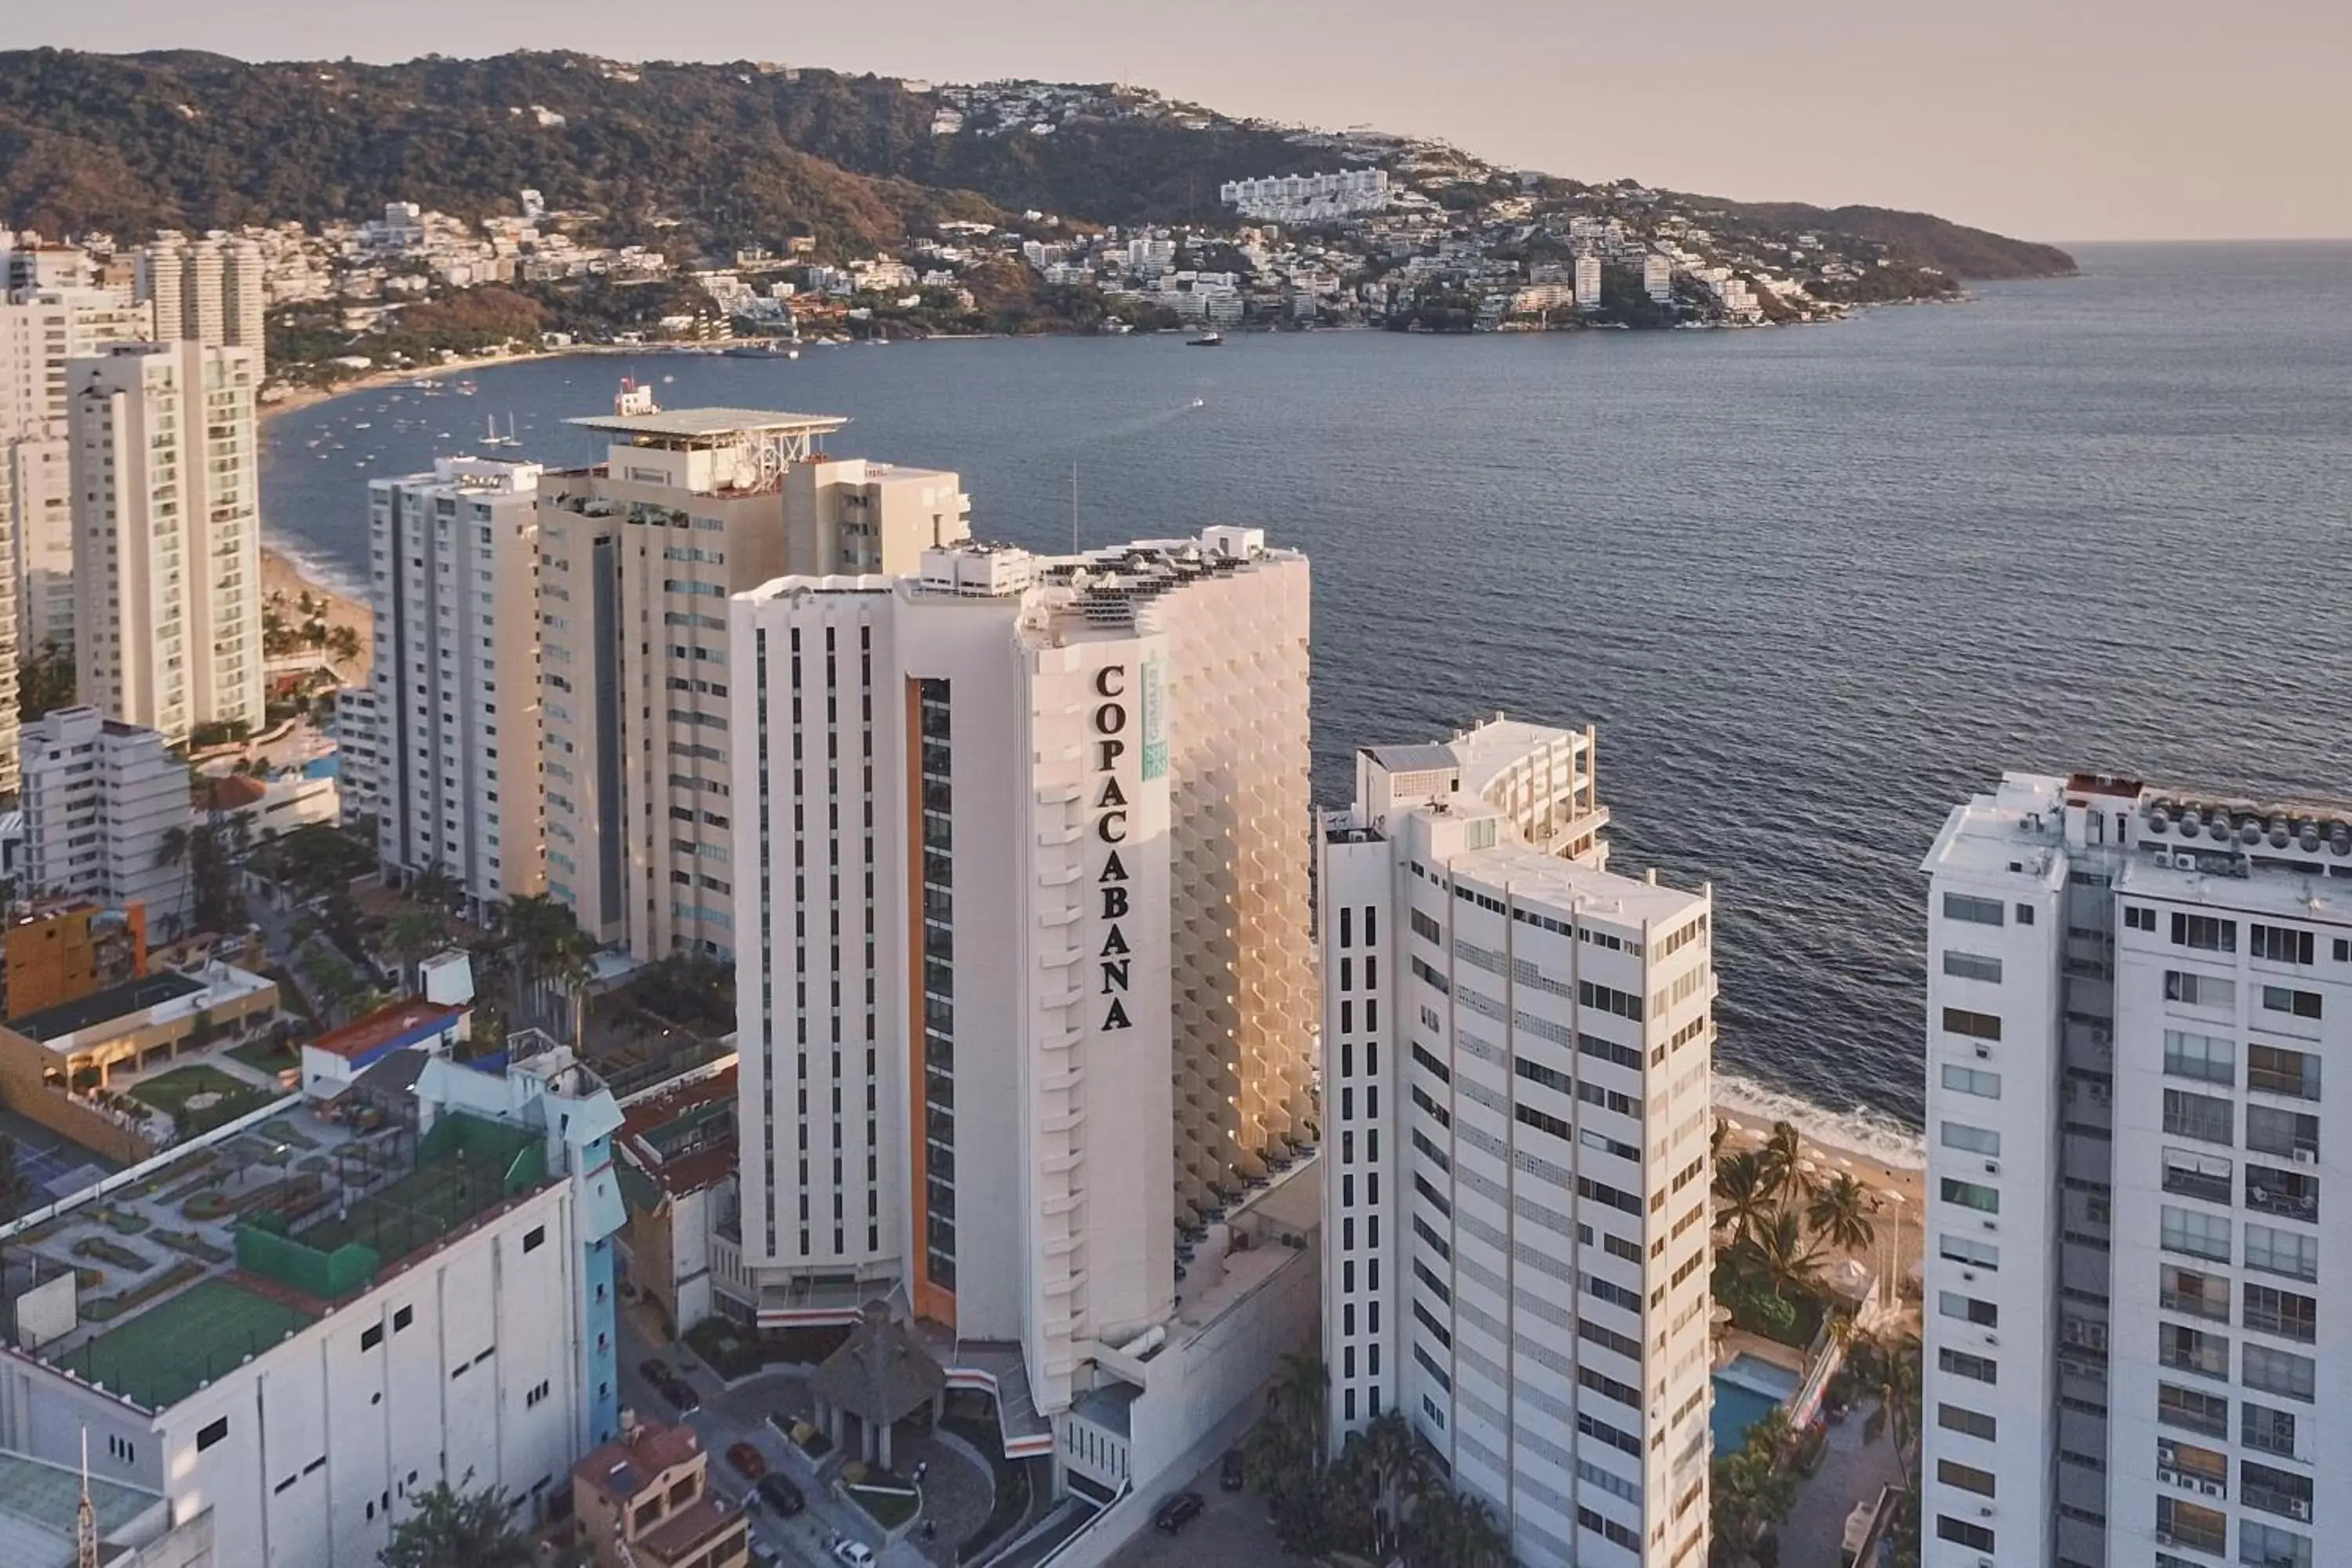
left=564, top=407, right=850, bottom=444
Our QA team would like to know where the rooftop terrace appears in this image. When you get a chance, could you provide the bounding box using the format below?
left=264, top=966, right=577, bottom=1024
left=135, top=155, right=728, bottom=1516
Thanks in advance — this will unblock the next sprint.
left=0, top=1101, right=550, bottom=1411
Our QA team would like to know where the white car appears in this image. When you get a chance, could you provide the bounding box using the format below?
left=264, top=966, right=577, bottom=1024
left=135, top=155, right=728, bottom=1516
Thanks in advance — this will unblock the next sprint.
left=832, top=1544, right=877, bottom=1568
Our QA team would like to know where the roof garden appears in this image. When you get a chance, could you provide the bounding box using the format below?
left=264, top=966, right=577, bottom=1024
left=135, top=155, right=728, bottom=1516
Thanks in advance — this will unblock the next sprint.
left=2, top=1104, right=550, bottom=1411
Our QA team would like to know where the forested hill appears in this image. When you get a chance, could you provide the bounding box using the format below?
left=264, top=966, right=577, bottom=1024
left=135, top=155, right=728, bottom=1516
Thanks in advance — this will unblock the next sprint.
left=0, top=49, right=2074, bottom=280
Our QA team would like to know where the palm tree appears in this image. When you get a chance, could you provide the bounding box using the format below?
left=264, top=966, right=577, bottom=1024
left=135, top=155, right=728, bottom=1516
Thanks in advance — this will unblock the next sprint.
left=1452, top=1494, right=1511, bottom=1568
left=1757, top=1120, right=1806, bottom=1202
left=1861, top=1332, right=1924, bottom=1469
left=1711, top=1150, right=1775, bottom=1251
left=384, top=909, right=450, bottom=985
left=407, top=862, right=463, bottom=915
left=1751, top=1205, right=1824, bottom=1302
left=1805, top=1171, right=1878, bottom=1254
left=1358, top=1408, right=1426, bottom=1549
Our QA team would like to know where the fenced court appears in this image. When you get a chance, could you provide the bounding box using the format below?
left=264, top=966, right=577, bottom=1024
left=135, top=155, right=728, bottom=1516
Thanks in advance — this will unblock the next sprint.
left=49, top=1276, right=314, bottom=1407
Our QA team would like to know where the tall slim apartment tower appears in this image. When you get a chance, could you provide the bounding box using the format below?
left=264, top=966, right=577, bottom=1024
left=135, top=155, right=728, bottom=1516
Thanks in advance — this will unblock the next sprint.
left=536, top=401, right=968, bottom=960
left=1317, top=720, right=1716, bottom=1568
left=728, top=529, right=1317, bottom=1429
left=0, top=284, right=146, bottom=784
left=1921, top=773, right=2348, bottom=1568
left=68, top=341, right=265, bottom=745
left=138, top=234, right=265, bottom=368
left=20, top=706, right=195, bottom=929
left=368, top=458, right=547, bottom=920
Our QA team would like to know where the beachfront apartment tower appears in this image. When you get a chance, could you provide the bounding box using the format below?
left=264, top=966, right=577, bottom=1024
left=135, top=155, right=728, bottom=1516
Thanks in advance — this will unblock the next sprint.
left=67, top=340, right=264, bottom=746
left=368, top=458, right=549, bottom=920
left=722, top=530, right=1320, bottom=1489
left=18, top=706, right=195, bottom=935
left=535, top=400, right=968, bottom=962
left=1920, top=773, right=2350, bottom=1568
left=0, top=283, right=148, bottom=786
left=1316, top=720, right=1716, bottom=1568
left=139, top=233, right=267, bottom=368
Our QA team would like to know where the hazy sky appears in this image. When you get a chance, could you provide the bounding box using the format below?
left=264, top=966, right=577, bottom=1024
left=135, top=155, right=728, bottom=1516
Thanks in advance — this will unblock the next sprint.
left=9, top=1, right=2347, bottom=242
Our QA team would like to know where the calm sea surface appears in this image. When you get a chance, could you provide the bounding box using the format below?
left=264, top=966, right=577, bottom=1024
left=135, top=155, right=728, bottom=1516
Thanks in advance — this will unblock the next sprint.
left=260, top=242, right=2352, bottom=1153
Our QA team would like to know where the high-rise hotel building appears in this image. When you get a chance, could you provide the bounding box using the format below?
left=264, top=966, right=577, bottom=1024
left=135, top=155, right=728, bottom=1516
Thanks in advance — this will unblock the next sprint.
left=536, top=399, right=969, bottom=960
left=1316, top=720, right=1716, bottom=1568
left=1921, top=773, right=2349, bottom=1568
left=367, top=457, right=548, bottom=919
left=68, top=340, right=264, bottom=746
left=726, top=528, right=1317, bottom=1436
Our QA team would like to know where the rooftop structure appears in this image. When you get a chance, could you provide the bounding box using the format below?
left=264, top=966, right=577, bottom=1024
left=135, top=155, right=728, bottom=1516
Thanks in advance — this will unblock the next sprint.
left=564, top=407, right=849, bottom=444
left=0, top=1041, right=631, bottom=1566
left=0, top=1443, right=205, bottom=1568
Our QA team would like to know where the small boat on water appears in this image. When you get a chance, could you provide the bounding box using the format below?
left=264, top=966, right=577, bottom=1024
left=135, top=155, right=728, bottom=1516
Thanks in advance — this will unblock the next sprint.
left=1188, top=330, right=1224, bottom=347
left=454, top=380, right=478, bottom=396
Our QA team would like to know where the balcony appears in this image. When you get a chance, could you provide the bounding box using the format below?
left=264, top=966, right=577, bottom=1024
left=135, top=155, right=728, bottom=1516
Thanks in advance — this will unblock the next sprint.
left=2162, top=1166, right=2233, bottom=1205
left=2243, top=1172, right=2318, bottom=1224
left=2161, top=1289, right=2230, bottom=1323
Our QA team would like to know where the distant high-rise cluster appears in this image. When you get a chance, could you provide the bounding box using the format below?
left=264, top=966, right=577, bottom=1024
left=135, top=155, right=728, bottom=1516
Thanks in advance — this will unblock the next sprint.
left=1220, top=167, right=1392, bottom=222
left=139, top=232, right=267, bottom=368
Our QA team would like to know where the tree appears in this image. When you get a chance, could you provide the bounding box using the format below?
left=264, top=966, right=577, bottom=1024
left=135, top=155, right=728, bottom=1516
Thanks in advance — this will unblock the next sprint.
left=18, top=641, right=74, bottom=722
left=1711, top=1150, right=1775, bottom=1252
left=384, top=909, right=450, bottom=984
left=407, top=862, right=463, bottom=915
left=1804, top=1171, right=1878, bottom=1255
left=1751, top=1206, right=1824, bottom=1303
left=1860, top=1332, right=1924, bottom=1470
left=376, top=1478, right=537, bottom=1568
left=1356, top=1407, right=1427, bottom=1550
left=1756, top=1120, right=1806, bottom=1203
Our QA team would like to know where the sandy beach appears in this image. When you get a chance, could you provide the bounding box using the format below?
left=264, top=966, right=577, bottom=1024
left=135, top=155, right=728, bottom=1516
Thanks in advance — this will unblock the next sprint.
left=1715, top=1102, right=1925, bottom=1302
left=260, top=545, right=372, bottom=687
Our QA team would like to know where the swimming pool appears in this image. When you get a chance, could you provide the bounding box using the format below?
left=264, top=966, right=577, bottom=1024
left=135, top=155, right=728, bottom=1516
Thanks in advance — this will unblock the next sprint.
left=1711, top=1353, right=1804, bottom=1456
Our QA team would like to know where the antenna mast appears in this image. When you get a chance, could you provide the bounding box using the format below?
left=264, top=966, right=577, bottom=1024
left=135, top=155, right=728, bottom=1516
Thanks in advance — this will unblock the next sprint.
left=1070, top=460, right=1080, bottom=554
left=77, top=1428, right=97, bottom=1568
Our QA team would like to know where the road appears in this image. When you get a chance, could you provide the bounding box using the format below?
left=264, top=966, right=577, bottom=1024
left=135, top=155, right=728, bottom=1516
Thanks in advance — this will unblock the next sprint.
left=1101, top=1452, right=1299, bottom=1568
left=618, top=1314, right=937, bottom=1568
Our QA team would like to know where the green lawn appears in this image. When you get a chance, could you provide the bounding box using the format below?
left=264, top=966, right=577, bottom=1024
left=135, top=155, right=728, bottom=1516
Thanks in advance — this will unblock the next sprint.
left=228, top=1037, right=299, bottom=1076
left=124, top=1065, right=279, bottom=1136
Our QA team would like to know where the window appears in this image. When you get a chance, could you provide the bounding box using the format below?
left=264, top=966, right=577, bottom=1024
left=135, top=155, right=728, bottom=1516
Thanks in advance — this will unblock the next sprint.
left=1935, top=1515, right=1995, bottom=1552
left=523, top=1225, right=546, bottom=1253
left=2240, top=1460, right=2313, bottom=1522
left=2161, top=1146, right=2233, bottom=1204
left=1940, top=1120, right=2000, bottom=1156
left=2239, top=1519, right=2314, bottom=1568
left=2162, top=1029, right=2235, bottom=1085
left=1940, top=1064, right=2001, bottom=1099
left=1942, top=1007, right=2002, bottom=1040
left=361, top=1323, right=384, bottom=1351
left=1938, top=1291, right=1998, bottom=1327
left=2247, top=1106, right=2319, bottom=1160
left=1937, top=1348, right=1997, bottom=1385
left=2250, top=924, right=2314, bottom=965
left=2247, top=1044, right=2320, bottom=1101
left=2124, top=904, right=2155, bottom=931
left=1936, top=1459, right=1995, bottom=1497
left=2159, top=1265, right=2229, bottom=1322
left=2156, top=1381, right=2228, bottom=1436
left=2157, top=1437, right=2227, bottom=1485
left=1936, top=1403, right=1996, bottom=1440
left=1942, top=892, right=2005, bottom=927
left=2154, top=1497, right=2224, bottom=1552
left=2241, top=1344, right=2315, bottom=1403
left=2165, top=971, right=2235, bottom=1008
left=2160, top=1205, right=2230, bottom=1261
left=2260, top=985, right=2322, bottom=1021
left=1941, top=1178, right=1999, bottom=1214
left=2162, top=1088, right=2234, bottom=1145
left=196, top=1417, right=230, bottom=1452
left=1940, top=1234, right=1998, bottom=1269
left=2170, top=913, right=2238, bottom=953
left=2243, top=1163, right=2318, bottom=1223
left=2015, top=903, right=2034, bottom=925
left=394, top=1305, right=414, bottom=1331
left=2244, top=1224, right=2318, bottom=1283
left=1942, top=949, right=2002, bottom=982
left=2241, top=1403, right=2297, bottom=1458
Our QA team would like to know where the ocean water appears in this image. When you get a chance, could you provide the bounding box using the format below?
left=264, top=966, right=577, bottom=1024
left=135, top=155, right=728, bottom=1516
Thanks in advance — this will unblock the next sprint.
left=260, top=243, right=2352, bottom=1156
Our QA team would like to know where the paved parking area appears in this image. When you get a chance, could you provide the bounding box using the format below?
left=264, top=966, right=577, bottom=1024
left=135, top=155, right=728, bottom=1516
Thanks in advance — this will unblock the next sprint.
left=1102, top=1457, right=1298, bottom=1568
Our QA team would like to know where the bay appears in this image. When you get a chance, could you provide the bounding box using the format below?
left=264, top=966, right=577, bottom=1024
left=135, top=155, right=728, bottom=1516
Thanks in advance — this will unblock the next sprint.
left=260, top=241, right=2352, bottom=1148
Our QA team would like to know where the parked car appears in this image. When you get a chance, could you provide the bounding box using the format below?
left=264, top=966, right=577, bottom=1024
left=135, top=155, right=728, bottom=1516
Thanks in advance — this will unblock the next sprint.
left=658, top=1377, right=701, bottom=1414
left=726, top=1441, right=766, bottom=1481
left=637, top=1357, right=669, bottom=1383
left=832, top=1542, right=877, bottom=1567
left=1220, top=1448, right=1247, bottom=1491
left=757, top=1474, right=806, bottom=1516
left=1153, top=1491, right=1206, bottom=1534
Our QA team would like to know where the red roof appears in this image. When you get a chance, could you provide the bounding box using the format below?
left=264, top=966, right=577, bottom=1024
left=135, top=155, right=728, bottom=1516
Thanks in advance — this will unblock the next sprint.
left=307, top=997, right=464, bottom=1062
left=195, top=775, right=269, bottom=811
left=619, top=1064, right=738, bottom=1142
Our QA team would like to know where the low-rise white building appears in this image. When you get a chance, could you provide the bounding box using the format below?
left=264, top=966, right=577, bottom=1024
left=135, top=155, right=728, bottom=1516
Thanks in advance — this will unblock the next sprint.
left=20, top=707, right=194, bottom=933
left=0, top=1036, right=629, bottom=1568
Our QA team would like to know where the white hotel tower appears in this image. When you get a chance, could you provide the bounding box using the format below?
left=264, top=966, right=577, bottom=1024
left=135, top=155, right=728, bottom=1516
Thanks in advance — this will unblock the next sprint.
left=1318, top=720, right=1716, bottom=1568
left=725, top=528, right=1320, bottom=1491
left=1921, top=773, right=2350, bottom=1568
